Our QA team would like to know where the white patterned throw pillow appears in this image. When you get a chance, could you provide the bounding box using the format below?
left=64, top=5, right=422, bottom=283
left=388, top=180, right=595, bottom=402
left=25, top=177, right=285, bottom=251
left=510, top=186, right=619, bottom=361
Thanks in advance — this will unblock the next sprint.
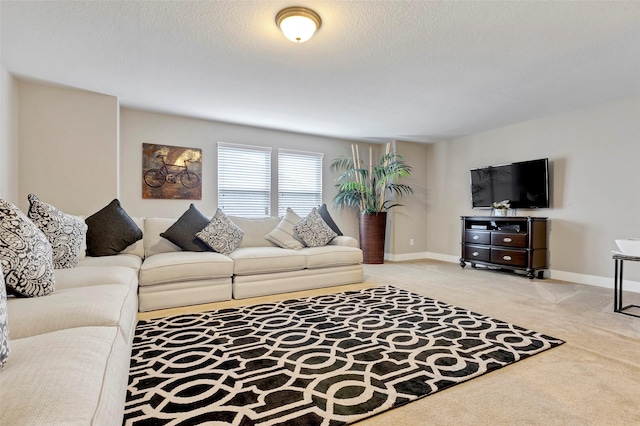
left=265, top=208, right=305, bottom=250
left=196, top=208, right=244, bottom=255
left=0, top=198, right=55, bottom=297
left=27, top=194, right=88, bottom=269
left=0, top=265, right=9, bottom=369
left=293, top=207, right=338, bottom=247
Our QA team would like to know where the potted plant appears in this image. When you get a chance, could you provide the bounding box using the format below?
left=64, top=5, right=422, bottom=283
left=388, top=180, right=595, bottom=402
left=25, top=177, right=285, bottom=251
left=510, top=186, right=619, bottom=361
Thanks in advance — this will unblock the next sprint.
left=491, top=200, right=511, bottom=216
left=331, top=142, right=413, bottom=264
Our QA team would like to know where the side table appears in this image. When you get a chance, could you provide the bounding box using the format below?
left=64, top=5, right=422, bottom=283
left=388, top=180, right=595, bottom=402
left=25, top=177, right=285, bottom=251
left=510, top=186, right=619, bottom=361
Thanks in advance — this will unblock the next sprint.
left=613, top=251, right=640, bottom=318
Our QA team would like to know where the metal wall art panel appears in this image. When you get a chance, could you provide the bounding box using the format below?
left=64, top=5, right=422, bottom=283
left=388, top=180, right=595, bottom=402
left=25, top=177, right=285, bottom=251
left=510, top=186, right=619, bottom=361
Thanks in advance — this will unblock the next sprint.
left=142, top=143, right=202, bottom=200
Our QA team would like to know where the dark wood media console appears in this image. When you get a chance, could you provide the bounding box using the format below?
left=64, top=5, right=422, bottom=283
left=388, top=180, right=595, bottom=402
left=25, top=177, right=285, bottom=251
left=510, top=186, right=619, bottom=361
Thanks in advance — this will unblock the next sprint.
left=460, top=216, right=548, bottom=279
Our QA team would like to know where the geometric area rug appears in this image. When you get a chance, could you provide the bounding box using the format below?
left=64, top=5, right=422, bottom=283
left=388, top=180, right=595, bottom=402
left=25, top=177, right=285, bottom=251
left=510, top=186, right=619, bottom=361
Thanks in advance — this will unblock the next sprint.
left=123, top=286, right=564, bottom=425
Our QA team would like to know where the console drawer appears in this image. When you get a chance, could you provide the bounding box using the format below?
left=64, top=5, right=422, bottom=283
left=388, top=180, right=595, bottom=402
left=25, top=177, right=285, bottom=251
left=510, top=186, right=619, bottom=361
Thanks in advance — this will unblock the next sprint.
left=465, top=230, right=490, bottom=245
left=491, top=232, right=527, bottom=248
left=491, top=249, right=527, bottom=267
left=464, top=245, right=490, bottom=262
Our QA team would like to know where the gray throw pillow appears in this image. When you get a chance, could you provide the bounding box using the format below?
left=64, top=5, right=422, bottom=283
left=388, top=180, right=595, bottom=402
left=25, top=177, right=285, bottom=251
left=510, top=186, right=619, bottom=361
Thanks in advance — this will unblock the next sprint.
left=27, top=194, right=88, bottom=269
left=265, top=208, right=305, bottom=250
left=85, top=199, right=143, bottom=257
left=0, top=265, right=9, bottom=369
left=0, top=198, right=56, bottom=297
left=196, top=208, right=244, bottom=255
left=318, top=203, right=343, bottom=236
left=161, top=204, right=211, bottom=252
left=293, top=207, right=338, bottom=247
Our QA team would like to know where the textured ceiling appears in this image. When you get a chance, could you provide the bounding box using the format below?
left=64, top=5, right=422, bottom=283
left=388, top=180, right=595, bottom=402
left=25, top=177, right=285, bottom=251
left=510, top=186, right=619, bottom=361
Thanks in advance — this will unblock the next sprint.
left=2, top=1, right=640, bottom=143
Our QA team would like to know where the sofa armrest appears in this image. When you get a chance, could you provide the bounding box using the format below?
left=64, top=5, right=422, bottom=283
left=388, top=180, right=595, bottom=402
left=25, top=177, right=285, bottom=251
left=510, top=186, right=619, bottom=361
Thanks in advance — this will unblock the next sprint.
left=327, top=236, right=359, bottom=248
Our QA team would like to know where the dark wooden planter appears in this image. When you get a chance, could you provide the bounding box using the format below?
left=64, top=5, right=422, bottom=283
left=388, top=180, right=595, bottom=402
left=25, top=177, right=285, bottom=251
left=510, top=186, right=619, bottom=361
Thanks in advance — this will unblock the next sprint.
left=359, top=212, right=387, bottom=264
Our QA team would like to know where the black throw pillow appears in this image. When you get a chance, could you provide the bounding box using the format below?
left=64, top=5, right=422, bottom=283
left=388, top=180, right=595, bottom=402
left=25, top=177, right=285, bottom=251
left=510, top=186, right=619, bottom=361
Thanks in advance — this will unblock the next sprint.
left=160, top=204, right=211, bottom=252
left=318, top=203, right=343, bottom=236
left=85, top=199, right=143, bottom=257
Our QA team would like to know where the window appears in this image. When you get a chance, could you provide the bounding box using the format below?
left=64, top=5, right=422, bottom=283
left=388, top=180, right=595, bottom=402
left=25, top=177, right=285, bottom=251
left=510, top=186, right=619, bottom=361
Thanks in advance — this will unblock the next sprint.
left=218, top=142, right=271, bottom=217
left=278, top=149, right=323, bottom=217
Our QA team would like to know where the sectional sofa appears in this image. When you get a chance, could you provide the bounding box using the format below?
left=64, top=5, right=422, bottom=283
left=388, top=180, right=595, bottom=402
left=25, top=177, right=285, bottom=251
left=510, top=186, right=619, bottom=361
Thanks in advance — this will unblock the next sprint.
left=1, top=262, right=140, bottom=424
left=138, top=214, right=364, bottom=311
left=1, top=199, right=363, bottom=425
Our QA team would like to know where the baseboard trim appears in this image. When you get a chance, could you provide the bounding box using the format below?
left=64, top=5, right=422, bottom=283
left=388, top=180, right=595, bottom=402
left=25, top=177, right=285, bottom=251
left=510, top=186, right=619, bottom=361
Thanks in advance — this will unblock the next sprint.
left=383, top=252, right=640, bottom=294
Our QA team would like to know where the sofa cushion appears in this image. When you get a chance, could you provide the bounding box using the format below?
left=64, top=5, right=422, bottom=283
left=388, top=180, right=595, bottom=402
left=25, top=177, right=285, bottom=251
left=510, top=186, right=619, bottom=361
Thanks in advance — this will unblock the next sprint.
left=0, top=267, right=9, bottom=369
left=0, top=326, right=129, bottom=425
left=294, top=207, right=337, bottom=247
left=0, top=198, right=56, bottom=297
left=6, top=284, right=136, bottom=341
left=302, top=245, right=364, bottom=269
left=327, top=235, right=359, bottom=248
left=229, top=247, right=306, bottom=275
left=85, top=199, right=143, bottom=257
left=318, top=203, right=343, bottom=236
left=265, top=208, right=305, bottom=250
left=78, top=253, right=143, bottom=270
left=27, top=194, right=88, bottom=269
left=160, top=204, right=211, bottom=252
left=144, top=218, right=181, bottom=257
left=54, top=265, right=138, bottom=291
left=139, top=251, right=234, bottom=286
left=229, top=216, right=281, bottom=248
left=196, top=208, right=244, bottom=255
left=119, top=217, right=146, bottom=258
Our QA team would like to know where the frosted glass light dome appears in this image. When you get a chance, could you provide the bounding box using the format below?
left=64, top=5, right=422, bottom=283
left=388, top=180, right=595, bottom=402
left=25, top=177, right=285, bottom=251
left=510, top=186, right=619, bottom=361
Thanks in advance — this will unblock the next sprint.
left=276, top=7, right=322, bottom=43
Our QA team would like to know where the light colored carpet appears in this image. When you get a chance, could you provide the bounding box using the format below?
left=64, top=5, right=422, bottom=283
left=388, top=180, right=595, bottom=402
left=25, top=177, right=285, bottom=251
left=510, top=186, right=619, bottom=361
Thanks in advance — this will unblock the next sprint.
left=139, top=260, right=640, bottom=425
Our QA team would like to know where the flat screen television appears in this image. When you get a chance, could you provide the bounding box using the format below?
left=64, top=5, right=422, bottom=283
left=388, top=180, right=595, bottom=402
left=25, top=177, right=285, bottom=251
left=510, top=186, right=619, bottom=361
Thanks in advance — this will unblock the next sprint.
left=470, top=158, right=550, bottom=209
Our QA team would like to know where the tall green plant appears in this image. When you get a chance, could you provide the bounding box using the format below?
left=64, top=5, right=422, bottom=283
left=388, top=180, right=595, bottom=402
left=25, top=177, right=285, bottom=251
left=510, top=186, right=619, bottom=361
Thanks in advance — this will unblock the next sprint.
left=331, top=143, right=413, bottom=214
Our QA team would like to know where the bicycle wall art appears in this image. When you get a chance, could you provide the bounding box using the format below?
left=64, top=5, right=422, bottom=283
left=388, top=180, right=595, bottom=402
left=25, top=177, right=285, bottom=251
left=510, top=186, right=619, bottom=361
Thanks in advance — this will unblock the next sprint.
left=142, top=143, right=202, bottom=200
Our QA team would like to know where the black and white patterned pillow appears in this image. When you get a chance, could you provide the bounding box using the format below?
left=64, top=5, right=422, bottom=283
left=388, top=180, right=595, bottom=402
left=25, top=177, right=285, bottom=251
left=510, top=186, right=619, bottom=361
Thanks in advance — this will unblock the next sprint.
left=0, top=265, right=9, bottom=369
left=27, top=194, right=88, bottom=269
left=293, top=207, right=338, bottom=247
left=0, top=198, right=55, bottom=297
left=196, top=208, right=244, bottom=255
left=318, top=203, right=343, bottom=236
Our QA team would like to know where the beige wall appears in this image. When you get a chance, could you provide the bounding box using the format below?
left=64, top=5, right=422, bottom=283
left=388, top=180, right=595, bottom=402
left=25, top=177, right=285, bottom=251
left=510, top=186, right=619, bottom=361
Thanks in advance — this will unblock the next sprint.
left=386, top=140, right=429, bottom=259
left=10, top=79, right=639, bottom=287
left=17, top=80, right=119, bottom=214
left=0, top=65, right=19, bottom=203
left=425, top=96, right=640, bottom=283
left=119, top=108, right=371, bottom=238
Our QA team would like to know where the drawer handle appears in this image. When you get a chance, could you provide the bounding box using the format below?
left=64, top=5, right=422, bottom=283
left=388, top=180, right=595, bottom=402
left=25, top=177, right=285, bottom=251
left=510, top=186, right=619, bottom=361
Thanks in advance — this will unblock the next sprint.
left=472, top=235, right=480, bottom=240
left=503, top=255, right=512, bottom=261
left=503, top=237, right=513, bottom=243
left=472, top=251, right=479, bottom=257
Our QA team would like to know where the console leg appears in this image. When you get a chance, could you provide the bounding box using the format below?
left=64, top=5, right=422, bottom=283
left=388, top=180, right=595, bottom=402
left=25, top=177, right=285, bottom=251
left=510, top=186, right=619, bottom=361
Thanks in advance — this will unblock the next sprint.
left=459, top=259, right=466, bottom=268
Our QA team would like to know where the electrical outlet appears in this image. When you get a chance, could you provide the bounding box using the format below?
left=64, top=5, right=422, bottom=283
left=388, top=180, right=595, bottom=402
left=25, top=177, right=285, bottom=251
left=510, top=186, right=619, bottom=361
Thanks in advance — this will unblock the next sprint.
left=409, top=238, right=414, bottom=246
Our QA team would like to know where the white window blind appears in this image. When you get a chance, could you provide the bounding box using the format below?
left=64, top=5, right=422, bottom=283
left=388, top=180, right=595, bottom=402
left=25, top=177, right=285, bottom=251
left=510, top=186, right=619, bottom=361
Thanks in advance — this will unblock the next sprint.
left=218, top=142, right=271, bottom=218
left=278, top=149, right=323, bottom=217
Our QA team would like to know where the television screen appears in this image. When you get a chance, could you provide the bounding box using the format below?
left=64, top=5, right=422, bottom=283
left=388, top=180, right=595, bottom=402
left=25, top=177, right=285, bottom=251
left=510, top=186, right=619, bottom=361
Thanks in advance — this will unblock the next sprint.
left=470, top=158, right=549, bottom=209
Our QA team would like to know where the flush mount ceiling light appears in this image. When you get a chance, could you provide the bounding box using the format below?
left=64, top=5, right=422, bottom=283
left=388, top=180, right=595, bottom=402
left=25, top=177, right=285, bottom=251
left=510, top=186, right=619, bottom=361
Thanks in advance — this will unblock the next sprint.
left=276, top=7, right=321, bottom=43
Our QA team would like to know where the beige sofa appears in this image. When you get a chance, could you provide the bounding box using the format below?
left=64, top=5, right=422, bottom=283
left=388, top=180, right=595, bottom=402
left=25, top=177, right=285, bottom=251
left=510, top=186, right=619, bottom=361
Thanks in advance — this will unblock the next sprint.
left=1, top=262, right=139, bottom=425
left=0, top=213, right=362, bottom=425
left=138, top=216, right=364, bottom=311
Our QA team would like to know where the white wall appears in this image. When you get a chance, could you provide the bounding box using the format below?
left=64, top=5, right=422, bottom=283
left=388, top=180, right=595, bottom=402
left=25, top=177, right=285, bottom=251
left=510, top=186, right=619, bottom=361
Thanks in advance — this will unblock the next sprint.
left=0, top=65, right=19, bottom=203
left=119, top=108, right=371, bottom=238
left=17, top=80, right=119, bottom=214
left=425, top=96, right=640, bottom=283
